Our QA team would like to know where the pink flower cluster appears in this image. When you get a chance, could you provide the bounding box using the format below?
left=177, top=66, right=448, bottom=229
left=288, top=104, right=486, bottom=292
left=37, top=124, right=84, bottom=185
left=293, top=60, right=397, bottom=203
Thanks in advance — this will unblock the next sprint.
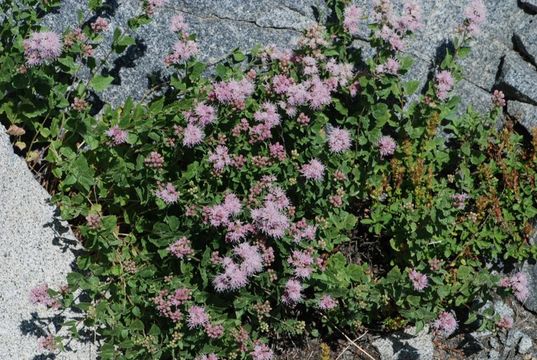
left=213, top=243, right=263, bottom=292
left=169, top=236, right=193, bottom=259
left=251, top=192, right=291, bottom=238
left=23, top=31, right=62, bottom=66
left=318, top=294, right=338, bottom=310
left=106, top=125, right=128, bottom=146
left=211, top=78, right=255, bottom=109
left=376, top=57, right=400, bottom=75
left=463, top=0, right=487, bottom=37
left=181, top=102, right=217, bottom=147
left=343, top=4, right=362, bottom=35
left=499, top=272, right=529, bottom=302
left=301, top=159, right=325, bottom=181
left=435, top=70, right=454, bottom=100
left=492, top=90, right=506, bottom=107
left=496, top=316, right=514, bottom=329
left=170, top=14, right=189, bottom=34
left=372, top=0, right=422, bottom=52
left=38, top=334, right=56, bottom=352
left=327, top=126, right=352, bottom=153
left=165, top=39, right=199, bottom=65
left=408, top=269, right=428, bottom=291
left=290, top=219, right=317, bottom=243
left=29, top=283, right=60, bottom=308
left=155, top=182, right=179, bottom=204
left=144, top=151, right=165, bottom=168
left=206, top=193, right=242, bottom=227
left=288, top=249, right=315, bottom=279
left=208, top=145, right=233, bottom=172
left=282, top=279, right=303, bottom=304
left=378, top=135, right=396, bottom=157
left=91, top=17, right=109, bottom=32
left=153, top=288, right=191, bottom=322
left=250, top=343, right=274, bottom=360
left=196, top=354, right=218, bottom=360
left=187, top=305, right=209, bottom=329
left=147, top=0, right=167, bottom=15
left=433, top=311, right=458, bottom=337
left=452, top=193, right=469, bottom=210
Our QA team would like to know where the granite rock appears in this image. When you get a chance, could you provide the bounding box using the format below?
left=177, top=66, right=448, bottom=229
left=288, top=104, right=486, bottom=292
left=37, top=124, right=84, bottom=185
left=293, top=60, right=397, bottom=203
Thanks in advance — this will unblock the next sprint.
left=518, top=334, right=533, bottom=355
left=519, top=0, right=537, bottom=13
left=508, top=100, right=537, bottom=132
left=522, top=259, right=537, bottom=313
left=513, top=17, right=537, bottom=66
left=498, top=52, right=537, bottom=105
left=372, top=326, right=434, bottom=360
left=0, top=127, right=96, bottom=359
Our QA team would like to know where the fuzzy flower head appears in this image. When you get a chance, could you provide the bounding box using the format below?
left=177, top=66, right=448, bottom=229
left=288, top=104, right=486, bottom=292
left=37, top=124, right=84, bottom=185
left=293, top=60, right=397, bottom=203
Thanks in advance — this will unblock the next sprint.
left=409, top=269, right=428, bottom=291
left=251, top=201, right=290, bottom=238
left=196, top=354, right=218, bottom=360
left=301, top=159, right=325, bottom=181
left=327, top=126, right=352, bottom=153
left=435, top=70, right=454, bottom=100
left=183, top=124, right=205, bottom=147
left=170, top=14, right=189, bottom=34
left=492, top=90, right=506, bottom=107
left=433, top=311, right=458, bottom=337
left=234, top=243, right=263, bottom=276
left=169, top=237, right=193, bottom=259
left=497, top=316, right=514, bottom=330
left=378, top=135, right=396, bottom=157
left=463, top=0, right=487, bottom=36
left=213, top=257, right=248, bottom=292
left=208, top=145, right=233, bottom=172
left=343, top=4, right=362, bottom=35
left=165, top=39, right=199, bottom=64
left=91, top=17, right=109, bottom=32
left=282, top=279, right=303, bottom=304
left=155, top=182, right=179, bottom=204
left=29, top=283, right=60, bottom=308
left=106, top=125, right=128, bottom=145
left=187, top=306, right=209, bottom=329
left=250, top=343, right=274, bottom=360
left=38, top=334, right=56, bottom=352
left=319, top=294, right=338, bottom=310
left=23, top=31, right=62, bottom=66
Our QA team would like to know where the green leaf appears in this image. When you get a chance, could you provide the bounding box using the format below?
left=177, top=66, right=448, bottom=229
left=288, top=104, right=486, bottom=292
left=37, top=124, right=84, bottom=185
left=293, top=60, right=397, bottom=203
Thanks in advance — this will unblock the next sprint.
left=90, top=75, right=114, bottom=92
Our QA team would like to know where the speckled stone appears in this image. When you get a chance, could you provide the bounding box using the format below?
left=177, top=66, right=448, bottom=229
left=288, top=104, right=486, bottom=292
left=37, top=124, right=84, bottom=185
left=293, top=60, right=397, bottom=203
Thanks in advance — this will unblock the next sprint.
left=372, top=326, right=434, bottom=360
left=0, top=127, right=95, bottom=359
left=508, top=100, right=537, bottom=132
left=498, top=52, right=537, bottom=105
left=519, top=0, right=537, bottom=13
left=514, top=17, right=537, bottom=66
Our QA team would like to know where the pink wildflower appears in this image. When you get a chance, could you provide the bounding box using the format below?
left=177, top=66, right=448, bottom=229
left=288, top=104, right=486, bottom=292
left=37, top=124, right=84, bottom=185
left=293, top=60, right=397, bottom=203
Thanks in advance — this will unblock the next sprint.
left=510, top=272, right=529, bottom=302
left=282, top=279, right=303, bottom=304
left=29, top=284, right=60, bottom=308
left=409, top=269, right=428, bottom=291
left=435, top=70, right=454, bottom=100
left=106, top=125, right=128, bottom=145
left=91, top=17, right=109, bottom=32
left=319, top=294, right=338, bottom=310
left=492, top=90, right=506, bottom=107
left=165, top=39, right=199, bottom=64
left=288, top=250, right=315, bottom=279
left=463, top=0, right=486, bottom=37
left=395, top=1, right=423, bottom=33
left=497, top=316, right=514, bottom=329
left=147, top=0, right=167, bottom=14
left=326, top=59, right=354, bottom=87
left=194, top=103, right=217, bottom=126
left=225, top=221, right=254, bottom=243
left=144, top=151, right=165, bottom=168
left=327, top=127, right=352, bottom=153
left=251, top=343, right=274, bottom=360
left=307, top=77, right=333, bottom=109
left=301, top=159, right=325, bottom=181
left=269, top=142, right=286, bottom=160
left=208, top=145, right=232, bottom=171
left=169, top=237, right=193, bottom=259
left=272, top=74, right=294, bottom=94
left=378, top=135, right=396, bottom=157
left=254, top=102, right=280, bottom=128
left=85, top=214, right=101, bottom=229
left=433, top=311, right=458, bottom=337
left=196, top=354, right=219, bottom=360
left=155, top=182, right=179, bottom=204
left=343, top=4, right=362, bottom=35
left=38, top=334, right=56, bottom=352
left=452, top=193, right=469, bottom=210
left=377, top=57, right=400, bottom=75
left=204, top=323, right=225, bottom=338
left=213, top=257, right=248, bottom=292
left=187, top=306, right=209, bottom=329
left=207, top=193, right=242, bottom=227
left=251, top=201, right=290, bottom=238
left=211, top=78, right=255, bottom=108
left=183, top=123, right=205, bottom=147
left=23, top=31, right=62, bottom=66
left=170, top=14, right=189, bottom=33
left=234, top=243, right=263, bottom=276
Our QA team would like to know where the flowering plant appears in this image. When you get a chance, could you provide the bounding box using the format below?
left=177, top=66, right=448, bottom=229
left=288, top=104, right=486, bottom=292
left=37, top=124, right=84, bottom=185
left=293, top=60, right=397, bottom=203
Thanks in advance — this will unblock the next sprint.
left=1, top=0, right=536, bottom=358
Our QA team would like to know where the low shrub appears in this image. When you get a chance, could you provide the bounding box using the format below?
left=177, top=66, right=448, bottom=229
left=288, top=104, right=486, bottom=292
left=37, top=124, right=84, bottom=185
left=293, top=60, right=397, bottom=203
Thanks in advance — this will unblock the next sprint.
left=1, top=0, right=536, bottom=358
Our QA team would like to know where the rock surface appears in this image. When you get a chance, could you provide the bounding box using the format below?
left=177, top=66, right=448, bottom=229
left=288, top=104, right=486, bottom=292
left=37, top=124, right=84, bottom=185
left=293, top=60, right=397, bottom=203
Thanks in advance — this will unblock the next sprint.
left=372, top=326, right=434, bottom=360
left=0, top=128, right=95, bottom=359
left=508, top=100, right=537, bottom=132
left=498, top=52, right=537, bottom=105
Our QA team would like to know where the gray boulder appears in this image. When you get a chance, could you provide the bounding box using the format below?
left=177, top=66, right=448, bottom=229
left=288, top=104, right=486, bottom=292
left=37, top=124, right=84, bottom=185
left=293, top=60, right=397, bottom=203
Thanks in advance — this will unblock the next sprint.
left=508, top=100, right=537, bottom=132
left=372, top=326, right=434, bottom=360
left=498, top=52, right=537, bottom=105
